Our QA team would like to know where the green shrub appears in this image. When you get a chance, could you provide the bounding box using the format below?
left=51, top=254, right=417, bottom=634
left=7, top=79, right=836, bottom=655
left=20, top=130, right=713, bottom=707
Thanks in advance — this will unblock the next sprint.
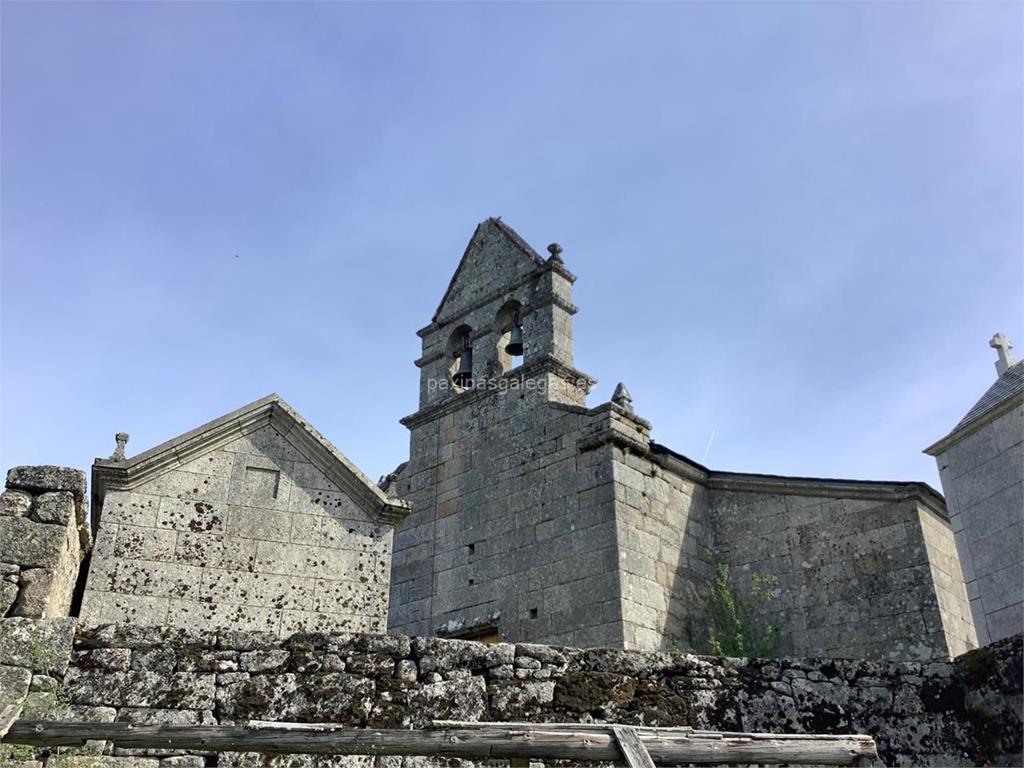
left=685, top=561, right=780, bottom=658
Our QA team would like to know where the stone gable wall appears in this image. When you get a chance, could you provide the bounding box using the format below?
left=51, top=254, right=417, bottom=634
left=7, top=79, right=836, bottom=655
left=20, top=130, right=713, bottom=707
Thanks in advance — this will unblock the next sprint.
left=934, top=401, right=1024, bottom=645
left=0, top=618, right=1020, bottom=768
left=79, top=429, right=392, bottom=637
left=707, top=490, right=975, bottom=661
left=0, top=467, right=91, bottom=620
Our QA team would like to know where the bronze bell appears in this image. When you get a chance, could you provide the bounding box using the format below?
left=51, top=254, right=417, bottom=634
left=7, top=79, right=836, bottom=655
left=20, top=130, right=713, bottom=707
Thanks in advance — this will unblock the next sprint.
left=505, top=311, right=524, bottom=356
left=452, top=337, right=473, bottom=388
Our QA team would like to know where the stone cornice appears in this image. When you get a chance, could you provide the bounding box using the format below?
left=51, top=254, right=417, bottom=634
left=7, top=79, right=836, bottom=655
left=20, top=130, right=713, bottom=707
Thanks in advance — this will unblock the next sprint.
left=648, top=442, right=948, bottom=520
left=923, top=390, right=1024, bottom=457
left=92, top=394, right=411, bottom=528
left=418, top=272, right=578, bottom=339
left=400, top=356, right=596, bottom=429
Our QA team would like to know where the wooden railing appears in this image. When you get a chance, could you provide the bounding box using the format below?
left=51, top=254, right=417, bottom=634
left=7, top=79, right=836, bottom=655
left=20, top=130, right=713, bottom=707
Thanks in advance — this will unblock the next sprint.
left=1, top=711, right=878, bottom=766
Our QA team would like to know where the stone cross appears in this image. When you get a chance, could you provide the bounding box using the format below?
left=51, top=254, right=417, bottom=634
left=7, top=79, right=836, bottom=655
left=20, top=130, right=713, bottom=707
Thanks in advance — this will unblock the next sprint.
left=989, top=333, right=1017, bottom=377
left=110, top=432, right=129, bottom=462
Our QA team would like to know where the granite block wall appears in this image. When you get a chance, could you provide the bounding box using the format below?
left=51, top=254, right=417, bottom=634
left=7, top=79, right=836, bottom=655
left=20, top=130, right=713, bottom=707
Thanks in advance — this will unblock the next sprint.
left=79, top=426, right=392, bottom=636
left=707, top=491, right=976, bottom=661
left=390, top=384, right=625, bottom=649
left=610, top=447, right=712, bottom=652
left=0, top=468, right=91, bottom=619
left=1, top=618, right=1020, bottom=768
left=934, top=401, right=1024, bottom=645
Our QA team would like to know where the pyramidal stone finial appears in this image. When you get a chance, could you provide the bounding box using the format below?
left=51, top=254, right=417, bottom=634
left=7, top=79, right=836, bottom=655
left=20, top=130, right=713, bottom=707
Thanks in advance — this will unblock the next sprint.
left=612, top=382, right=633, bottom=412
left=547, top=242, right=564, bottom=264
left=110, top=432, right=129, bottom=462
left=989, top=332, right=1017, bottom=377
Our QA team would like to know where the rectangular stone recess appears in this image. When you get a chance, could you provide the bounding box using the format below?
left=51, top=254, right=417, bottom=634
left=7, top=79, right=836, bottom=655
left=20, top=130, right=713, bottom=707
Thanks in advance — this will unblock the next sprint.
left=244, top=467, right=280, bottom=500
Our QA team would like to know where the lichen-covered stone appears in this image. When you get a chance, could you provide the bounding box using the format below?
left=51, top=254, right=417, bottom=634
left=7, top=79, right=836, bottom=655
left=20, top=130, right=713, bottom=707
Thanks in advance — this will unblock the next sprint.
left=0, top=617, right=76, bottom=675
left=63, top=669, right=216, bottom=709
left=74, top=648, right=132, bottom=671
left=406, top=676, right=486, bottom=726
left=0, top=518, right=67, bottom=569
left=0, top=489, right=32, bottom=517
left=0, top=664, right=32, bottom=705
left=240, top=649, right=290, bottom=672
left=216, top=672, right=375, bottom=723
left=32, top=492, right=76, bottom=525
left=6, top=466, right=86, bottom=499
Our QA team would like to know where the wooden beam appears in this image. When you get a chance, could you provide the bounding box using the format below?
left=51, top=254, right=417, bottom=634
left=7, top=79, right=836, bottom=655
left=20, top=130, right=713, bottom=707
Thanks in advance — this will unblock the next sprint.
left=612, top=725, right=657, bottom=768
left=0, top=705, right=22, bottom=740
left=3, top=720, right=878, bottom=766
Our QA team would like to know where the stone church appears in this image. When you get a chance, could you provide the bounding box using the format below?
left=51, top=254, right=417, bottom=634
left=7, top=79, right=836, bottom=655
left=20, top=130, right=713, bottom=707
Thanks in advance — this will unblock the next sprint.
left=7, top=217, right=1016, bottom=664
left=382, top=218, right=980, bottom=661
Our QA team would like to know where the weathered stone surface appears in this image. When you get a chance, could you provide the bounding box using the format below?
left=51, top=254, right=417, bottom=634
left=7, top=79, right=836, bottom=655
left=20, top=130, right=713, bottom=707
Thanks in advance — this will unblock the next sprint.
left=82, top=420, right=402, bottom=639
left=0, top=517, right=67, bottom=569
left=216, top=672, right=375, bottom=722
left=47, top=759, right=160, bottom=768
left=11, top=567, right=58, bottom=617
left=0, top=489, right=32, bottom=517
left=0, top=581, right=18, bottom=615
left=63, top=669, right=216, bottom=709
left=239, top=649, right=289, bottom=672
left=74, top=647, right=132, bottom=671
left=0, top=617, right=76, bottom=675
left=406, top=676, right=486, bottom=726
left=32, top=491, right=75, bottom=525
left=6, top=466, right=86, bottom=499
left=0, top=663, right=32, bottom=705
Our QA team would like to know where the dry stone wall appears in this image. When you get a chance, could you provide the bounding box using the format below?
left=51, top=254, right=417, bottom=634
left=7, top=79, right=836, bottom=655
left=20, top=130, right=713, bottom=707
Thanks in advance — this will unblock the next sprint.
left=0, top=468, right=91, bottom=619
left=0, top=618, right=1020, bottom=768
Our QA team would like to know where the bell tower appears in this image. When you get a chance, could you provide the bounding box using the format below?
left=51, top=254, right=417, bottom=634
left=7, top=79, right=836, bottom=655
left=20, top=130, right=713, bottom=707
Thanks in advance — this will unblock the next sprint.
left=412, top=218, right=588, bottom=412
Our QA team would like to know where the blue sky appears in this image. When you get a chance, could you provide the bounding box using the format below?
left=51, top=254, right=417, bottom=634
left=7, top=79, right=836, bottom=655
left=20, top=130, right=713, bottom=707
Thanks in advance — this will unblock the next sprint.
left=2, top=1, right=1021, bottom=491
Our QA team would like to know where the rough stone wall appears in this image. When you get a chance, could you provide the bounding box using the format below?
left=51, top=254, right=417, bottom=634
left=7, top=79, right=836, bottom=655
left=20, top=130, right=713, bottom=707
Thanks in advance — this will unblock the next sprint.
left=79, top=427, right=392, bottom=636
left=1, top=618, right=1020, bottom=768
left=610, top=448, right=712, bottom=652
left=0, top=467, right=91, bottom=619
left=934, top=401, right=1023, bottom=645
left=707, top=491, right=976, bottom=661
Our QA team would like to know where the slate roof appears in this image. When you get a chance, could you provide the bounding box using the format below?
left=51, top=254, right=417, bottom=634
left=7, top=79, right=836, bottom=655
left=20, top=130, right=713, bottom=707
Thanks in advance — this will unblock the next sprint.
left=951, top=360, right=1024, bottom=433
left=925, top=360, right=1024, bottom=455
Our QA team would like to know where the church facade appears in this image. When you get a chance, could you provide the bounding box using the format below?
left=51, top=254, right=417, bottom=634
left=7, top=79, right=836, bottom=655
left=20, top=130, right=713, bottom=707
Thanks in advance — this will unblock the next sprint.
left=385, top=218, right=978, bottom=661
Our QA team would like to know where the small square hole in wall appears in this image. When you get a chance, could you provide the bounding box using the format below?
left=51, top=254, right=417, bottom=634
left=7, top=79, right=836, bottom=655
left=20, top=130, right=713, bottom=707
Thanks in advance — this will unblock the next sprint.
left=468, top=578, right=475, bottom=586
left=529, top=608, right=538, bottom=619
left=467, top=543, right=475, bottom=555
left=244, top=466, right=280, bottom=500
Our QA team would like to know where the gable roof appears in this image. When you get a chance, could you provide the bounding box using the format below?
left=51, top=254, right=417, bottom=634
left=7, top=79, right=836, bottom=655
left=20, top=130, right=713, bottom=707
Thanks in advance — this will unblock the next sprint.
left=925, top=361, right=1024, bottom=455
left=92, top=394, right=411, bottom=525
left=431, top=217, right=546, bottom=323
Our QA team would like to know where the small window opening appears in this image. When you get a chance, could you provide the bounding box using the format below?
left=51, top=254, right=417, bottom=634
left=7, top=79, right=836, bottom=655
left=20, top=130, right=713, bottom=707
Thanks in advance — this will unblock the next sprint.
left=529, top=608, right=538, bottom=619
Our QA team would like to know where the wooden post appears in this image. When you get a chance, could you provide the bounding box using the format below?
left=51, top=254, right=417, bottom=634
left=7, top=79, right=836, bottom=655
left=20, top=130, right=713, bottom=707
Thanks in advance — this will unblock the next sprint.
left=612, top=725, right=657, bottom=768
